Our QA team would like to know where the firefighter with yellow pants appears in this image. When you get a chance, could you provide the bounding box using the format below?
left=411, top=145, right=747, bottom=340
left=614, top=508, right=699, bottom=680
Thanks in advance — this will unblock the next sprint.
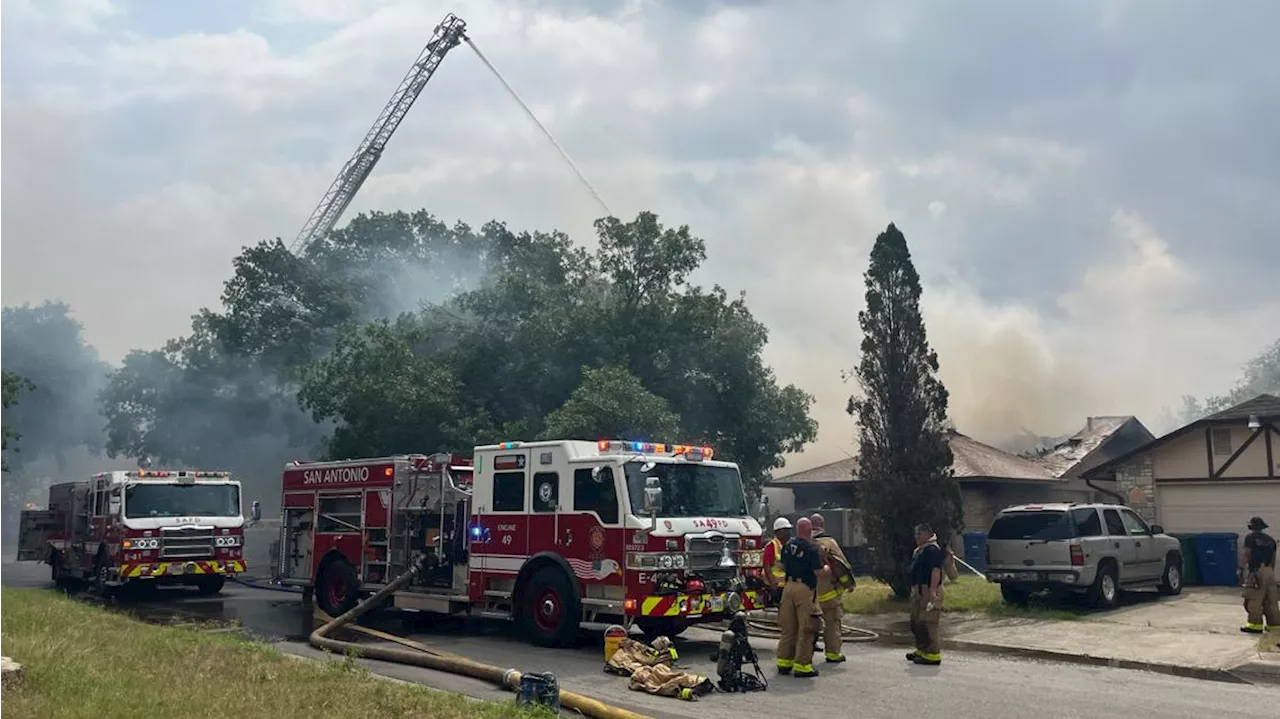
left=776, top=517, right=826, bottom=678
left=1239, top=516, right=1279, bottom=633
left=809, top=513, right=853, bottom=663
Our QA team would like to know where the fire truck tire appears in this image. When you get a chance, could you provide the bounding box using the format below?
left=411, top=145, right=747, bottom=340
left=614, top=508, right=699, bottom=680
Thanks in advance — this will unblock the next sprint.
left=518, top=566, right=580, bottom=648
left=316, top=559, right=360, bottom=617
left=93, top=551, right=114, bottom=596
left=196, top=576, right=225, bottom=596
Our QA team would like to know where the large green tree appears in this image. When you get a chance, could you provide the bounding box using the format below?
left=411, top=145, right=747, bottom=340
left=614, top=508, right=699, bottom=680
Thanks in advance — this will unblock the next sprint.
left=2, top=372, right=36, bottom=473
left=299, top=211, right=817, bottom=495
left=848, top=224, right=962, bottom=598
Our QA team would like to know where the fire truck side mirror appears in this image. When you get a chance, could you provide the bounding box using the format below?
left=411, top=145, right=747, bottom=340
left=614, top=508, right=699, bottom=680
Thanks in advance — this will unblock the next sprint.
left=758, top=494, right=770, bottom=524
left=643, top=476, right=663, bottom=514
left=251, top=501, right=262, bottom=523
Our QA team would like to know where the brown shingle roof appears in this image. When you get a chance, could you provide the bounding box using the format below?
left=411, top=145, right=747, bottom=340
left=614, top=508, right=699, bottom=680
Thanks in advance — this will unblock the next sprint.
left=1204, top=393, right=1280, bottom=422
left=1033, top=416, right=1134, bottom=478
left=767, top=431, right=1057, bottom=486
left=948, top=431, right=1058, bottom=480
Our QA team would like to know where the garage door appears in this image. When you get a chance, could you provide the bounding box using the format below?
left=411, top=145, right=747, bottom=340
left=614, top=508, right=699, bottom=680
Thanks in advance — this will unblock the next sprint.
left=1157, top=481, right=1280, bottom=533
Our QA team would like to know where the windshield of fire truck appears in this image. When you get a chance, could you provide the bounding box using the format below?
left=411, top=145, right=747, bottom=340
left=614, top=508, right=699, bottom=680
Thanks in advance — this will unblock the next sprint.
left=623, top=462, right=748, bottom=518
left=124, top=483, right=241, bottom=518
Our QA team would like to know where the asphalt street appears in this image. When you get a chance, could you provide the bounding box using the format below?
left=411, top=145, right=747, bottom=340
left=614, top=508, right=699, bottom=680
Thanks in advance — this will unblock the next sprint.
left=3, top=559, right=1277, bottom=719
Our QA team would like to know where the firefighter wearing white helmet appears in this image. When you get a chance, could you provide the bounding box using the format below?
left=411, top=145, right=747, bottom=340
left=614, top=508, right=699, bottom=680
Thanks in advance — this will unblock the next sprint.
left=763, top=517, right=792, bottom=600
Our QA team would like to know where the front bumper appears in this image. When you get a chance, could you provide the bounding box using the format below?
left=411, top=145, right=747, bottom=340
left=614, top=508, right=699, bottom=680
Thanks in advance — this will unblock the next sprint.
left=634, top=589, right=765, bottom=619
left=122, top=559, right=246, bottom=579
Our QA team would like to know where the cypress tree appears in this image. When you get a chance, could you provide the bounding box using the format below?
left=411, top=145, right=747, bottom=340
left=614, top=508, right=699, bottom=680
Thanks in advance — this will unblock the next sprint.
left=847, top=223, right=962, bottom=598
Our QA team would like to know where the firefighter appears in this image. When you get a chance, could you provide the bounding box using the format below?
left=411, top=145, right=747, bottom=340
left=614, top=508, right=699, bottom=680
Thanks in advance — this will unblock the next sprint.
left=906, top=523, right=945, bottom=666
left=1239, top=516, right=1279, bottom=634
left=809, top=513, right=853, bottom=663
left=775, top=517, right=825, bottom=678
left=763, top=517, right=792, bottom=599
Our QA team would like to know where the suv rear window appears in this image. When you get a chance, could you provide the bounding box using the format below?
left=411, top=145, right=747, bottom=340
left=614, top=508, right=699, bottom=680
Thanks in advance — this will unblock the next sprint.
left=988, top=511, right=1075, bottom=541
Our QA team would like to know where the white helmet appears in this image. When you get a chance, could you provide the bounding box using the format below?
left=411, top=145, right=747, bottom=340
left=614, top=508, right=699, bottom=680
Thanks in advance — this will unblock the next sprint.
left=773, top=517, right=793, bottom=531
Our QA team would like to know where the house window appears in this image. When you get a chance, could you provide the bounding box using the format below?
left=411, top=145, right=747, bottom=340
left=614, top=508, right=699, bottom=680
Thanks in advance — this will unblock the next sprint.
left=492, top=471, right=525, bottom=512
left=574, top=467, right=619, bottom=525
left=1212, top=428, right=1232, bottom=456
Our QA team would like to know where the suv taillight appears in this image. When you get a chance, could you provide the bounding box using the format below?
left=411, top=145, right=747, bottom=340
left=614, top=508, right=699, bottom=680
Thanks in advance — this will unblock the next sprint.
left=1069, top=544, right=1084, bottom=567
left=985, top=542, right=990, bottom=566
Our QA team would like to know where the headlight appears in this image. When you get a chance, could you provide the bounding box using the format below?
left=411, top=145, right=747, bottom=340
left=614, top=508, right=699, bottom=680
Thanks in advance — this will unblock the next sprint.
left=671, top=554, right=686, bottom=569
left=128, top=538, right=160, bottom=550
left=215, top=536, right=242, bottom=547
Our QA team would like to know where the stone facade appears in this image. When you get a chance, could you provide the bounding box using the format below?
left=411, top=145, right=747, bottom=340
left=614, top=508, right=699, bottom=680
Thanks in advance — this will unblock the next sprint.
left=1114, top=455, right=1156, bottom=522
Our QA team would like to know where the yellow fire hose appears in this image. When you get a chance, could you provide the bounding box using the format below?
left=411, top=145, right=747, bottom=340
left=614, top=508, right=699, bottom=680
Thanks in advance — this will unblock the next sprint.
left=308, top=568, right=653, bottom=719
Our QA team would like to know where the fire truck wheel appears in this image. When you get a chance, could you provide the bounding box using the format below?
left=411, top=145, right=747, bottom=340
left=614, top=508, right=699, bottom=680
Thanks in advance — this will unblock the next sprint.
left=637, top=618, right=688, bottom=640
left=316, top=559, right=360, bottom=617
left=519, top=566, right=580, bottom=647
left=196, top=576, right=225, bottom=596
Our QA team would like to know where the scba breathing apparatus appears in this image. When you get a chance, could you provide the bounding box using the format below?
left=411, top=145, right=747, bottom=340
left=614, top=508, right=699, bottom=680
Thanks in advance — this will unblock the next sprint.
left=711, top=611, right=767, bottom=692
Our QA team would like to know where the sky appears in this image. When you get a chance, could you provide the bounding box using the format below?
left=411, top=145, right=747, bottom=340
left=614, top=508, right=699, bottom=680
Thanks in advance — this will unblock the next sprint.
left=3, top=0, right=1279, bottom=473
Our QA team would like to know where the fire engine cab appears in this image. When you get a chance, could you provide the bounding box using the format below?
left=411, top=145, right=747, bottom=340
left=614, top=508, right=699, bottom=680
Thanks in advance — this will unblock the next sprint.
left=273, top=439, right=771, bottom=646
left=17, top=469, right=247, bottom=594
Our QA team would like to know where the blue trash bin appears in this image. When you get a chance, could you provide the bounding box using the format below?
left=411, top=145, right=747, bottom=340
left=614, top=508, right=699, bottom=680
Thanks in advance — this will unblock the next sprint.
left=963, top=531, right=987, bottom=572
left=1193, top=533, right=1239, bottom=586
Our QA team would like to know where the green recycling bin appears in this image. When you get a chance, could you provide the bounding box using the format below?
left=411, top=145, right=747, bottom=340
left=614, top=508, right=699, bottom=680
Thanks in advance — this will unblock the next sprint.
left=1171, top=533, right=1201, bottom=586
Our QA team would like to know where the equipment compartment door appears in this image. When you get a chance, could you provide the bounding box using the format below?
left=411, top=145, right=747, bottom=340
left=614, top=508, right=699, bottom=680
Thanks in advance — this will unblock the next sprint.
left=16, top=510, right=60, bottom=561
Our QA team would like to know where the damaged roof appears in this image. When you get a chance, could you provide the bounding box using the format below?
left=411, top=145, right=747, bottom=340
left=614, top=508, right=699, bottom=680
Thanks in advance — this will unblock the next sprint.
left=947, top=430, right=1058, bottom=480
left=1033, top=416, right=1135, bottom=478
left=767, top=431, right=1057, bottom=486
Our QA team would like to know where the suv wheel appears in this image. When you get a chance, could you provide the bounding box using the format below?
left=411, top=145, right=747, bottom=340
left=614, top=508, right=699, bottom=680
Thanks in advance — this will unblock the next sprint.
left=1158, top=554, right=1183, bottom=596
left=1000, top=585, right=1031, bottom=606
left=1088, top=563, right=1119, bottom=609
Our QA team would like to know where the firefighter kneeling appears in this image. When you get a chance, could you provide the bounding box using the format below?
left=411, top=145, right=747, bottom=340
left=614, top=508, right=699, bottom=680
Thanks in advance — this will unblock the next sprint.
left=775, top=517, right=826, bottom=678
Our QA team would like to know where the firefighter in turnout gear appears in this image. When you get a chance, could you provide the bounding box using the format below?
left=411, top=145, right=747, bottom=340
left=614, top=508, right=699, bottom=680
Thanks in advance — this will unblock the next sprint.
left=809, top=513, right=853, bottom=663
left=776, top=517, right=826, bottom=678
left=763, top=517, right=792, bottom=601
left=907, top=523, right=945, bottom=666
left=1239, top=516, right=1279, bottom=633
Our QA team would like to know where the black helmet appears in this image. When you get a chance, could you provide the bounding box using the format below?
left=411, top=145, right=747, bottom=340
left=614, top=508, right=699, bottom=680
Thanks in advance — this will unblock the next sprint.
left=1248, top=516, right=1269, bottom=531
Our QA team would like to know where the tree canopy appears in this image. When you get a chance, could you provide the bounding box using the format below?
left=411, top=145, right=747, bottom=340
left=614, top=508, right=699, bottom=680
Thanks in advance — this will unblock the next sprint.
left=1, top=302, right=109, bottom=472
left=848, top=223, right=962, bottom=598
left=2, top=371, right=36, bottom=473
left=99, top=208, right=818, bottom=502
left=1177, top=337, right=1280, bottom=425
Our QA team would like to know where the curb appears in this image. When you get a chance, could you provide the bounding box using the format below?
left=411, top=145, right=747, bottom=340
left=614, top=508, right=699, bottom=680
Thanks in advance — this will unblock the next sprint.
left=873, top=630, right=1253, bottom=685
left=1226, top=655, right=1280, bottom=686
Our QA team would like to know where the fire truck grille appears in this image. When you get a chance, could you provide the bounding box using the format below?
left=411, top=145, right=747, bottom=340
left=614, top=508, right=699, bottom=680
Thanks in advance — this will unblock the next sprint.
left=685, top=534, right=741, bottom=580
left=160, top=528, right=215, bottom=559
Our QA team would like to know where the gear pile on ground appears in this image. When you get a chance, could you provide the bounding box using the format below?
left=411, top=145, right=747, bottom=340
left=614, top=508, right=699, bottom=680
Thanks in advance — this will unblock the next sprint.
left=604, top=636, right=714, bottom=701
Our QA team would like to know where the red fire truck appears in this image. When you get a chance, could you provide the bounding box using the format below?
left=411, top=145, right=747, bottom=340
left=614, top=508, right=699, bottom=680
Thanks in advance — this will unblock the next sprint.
left=17, top=469, right=248, bottom=594
left=273, top=439, right=771, bottom=646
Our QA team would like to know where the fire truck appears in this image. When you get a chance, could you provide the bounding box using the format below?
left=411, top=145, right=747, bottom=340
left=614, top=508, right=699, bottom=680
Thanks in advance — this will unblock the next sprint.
left=16, top=469, right=248, bottom=594
left=273, top=439, right=771, bottom=646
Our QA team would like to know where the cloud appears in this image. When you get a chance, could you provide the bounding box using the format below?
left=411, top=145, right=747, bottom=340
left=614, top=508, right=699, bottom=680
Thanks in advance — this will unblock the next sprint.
left=3, top=0, right=1277, bottom=472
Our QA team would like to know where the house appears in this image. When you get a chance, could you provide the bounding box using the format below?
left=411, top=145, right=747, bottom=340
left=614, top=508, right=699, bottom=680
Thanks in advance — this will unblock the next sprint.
left=1082, top=394, right=1280, bottom=534
left=765, top=429, right=1097, bottom=543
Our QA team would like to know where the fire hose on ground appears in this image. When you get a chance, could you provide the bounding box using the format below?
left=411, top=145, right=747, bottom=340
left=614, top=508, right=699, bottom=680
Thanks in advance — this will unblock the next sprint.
left=304, top=566, right=654, bottom=719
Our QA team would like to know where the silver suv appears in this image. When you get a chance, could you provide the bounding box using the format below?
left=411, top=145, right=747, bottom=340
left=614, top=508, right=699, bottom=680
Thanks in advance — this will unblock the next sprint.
left=984, top=503, right=1183, bottom=609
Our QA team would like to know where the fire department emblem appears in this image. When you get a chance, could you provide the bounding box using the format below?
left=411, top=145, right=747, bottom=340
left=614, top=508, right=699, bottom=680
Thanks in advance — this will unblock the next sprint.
left=663, top=520, right=673, bottom=531
left=588, top=526, right=606, bottom=552
left=538, top=481, right=553, bottom=504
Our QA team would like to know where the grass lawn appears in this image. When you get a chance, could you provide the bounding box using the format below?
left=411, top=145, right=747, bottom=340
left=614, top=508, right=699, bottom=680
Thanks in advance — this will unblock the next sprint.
left=1, top=587, right=543, bottom=719
left=841, top=575, right=1083, bottom=621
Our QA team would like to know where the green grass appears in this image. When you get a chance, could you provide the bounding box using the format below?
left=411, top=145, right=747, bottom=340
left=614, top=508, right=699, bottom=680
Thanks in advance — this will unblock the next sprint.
left=841, top=576, right=1083, bottom=621
left=0, top=588, right=546, bottom=719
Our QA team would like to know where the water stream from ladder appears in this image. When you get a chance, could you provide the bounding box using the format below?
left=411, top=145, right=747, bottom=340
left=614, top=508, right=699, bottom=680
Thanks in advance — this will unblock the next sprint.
left=464, top=38, right=614, bottom=218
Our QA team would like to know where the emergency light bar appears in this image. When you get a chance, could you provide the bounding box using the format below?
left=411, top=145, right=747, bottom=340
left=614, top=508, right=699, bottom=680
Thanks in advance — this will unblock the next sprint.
left=98, top=470, right=232, bottom=479
left=596, top=439, right=714, bottom=460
